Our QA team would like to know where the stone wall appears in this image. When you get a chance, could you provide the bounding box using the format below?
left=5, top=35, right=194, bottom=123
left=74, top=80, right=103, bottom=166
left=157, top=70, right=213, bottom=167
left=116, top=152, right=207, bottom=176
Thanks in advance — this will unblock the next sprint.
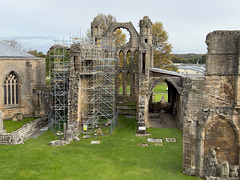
left=204, top=115, right=238, bottom=166
left=205, top=31, right=240, bottom=75
left=182, top=76, right=205, bottom=175
left=0, top=116, right=48, bottom=145
left=0, top=58, right=46, bottom=120
left=182, top=31, right=240, bottom=177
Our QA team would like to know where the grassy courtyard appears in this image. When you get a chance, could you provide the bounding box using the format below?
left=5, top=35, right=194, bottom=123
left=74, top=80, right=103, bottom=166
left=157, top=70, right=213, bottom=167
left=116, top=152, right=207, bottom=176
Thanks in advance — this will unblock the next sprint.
left=152, top=82, right=168, bottom=102
left=0, top=115, right=201, bottom=180
left=3, top=118, right=37, bottom=133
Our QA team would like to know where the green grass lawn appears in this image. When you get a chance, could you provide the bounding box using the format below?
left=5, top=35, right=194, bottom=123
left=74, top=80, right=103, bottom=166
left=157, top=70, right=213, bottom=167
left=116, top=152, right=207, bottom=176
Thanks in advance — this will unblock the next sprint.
left=152, top=82, right=168, bottom=102
left=46, top=78, right=50, bottom=86
left=0, top=115, right=202, bottom=180
left=153, top=82, right=168, bottom=93
left=153, top=94, right=168, bottom=102
left=119, top=85, right=130, bottom=94
left=3, top=118, right=37, bottom=133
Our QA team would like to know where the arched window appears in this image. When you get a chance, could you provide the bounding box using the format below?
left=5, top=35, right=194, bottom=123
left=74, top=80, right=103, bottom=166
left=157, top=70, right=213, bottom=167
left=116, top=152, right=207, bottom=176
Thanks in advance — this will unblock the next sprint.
left=3, top=72, right=19, bottom=105
left=126, top=50, right=131, bottom=67
left=119, top=51, right=123, bottom=67
left=94, top=26, right=98, bottom=35
left=126, top=72, right=131, bottom=95
left=118, top=72, right=123, bottom=95
left=134, top=50, right=138, bottom=67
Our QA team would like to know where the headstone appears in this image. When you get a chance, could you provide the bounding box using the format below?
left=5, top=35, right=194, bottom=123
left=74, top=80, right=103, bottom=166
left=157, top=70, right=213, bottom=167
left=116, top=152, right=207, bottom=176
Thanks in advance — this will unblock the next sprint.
left=137, top=143, right=149, bottom=147
left=165, top=138, right=177, bottom=142
left=220, top=161, right=229, bottom=178
left=0, top=110, right=3, bottom=133
left=160, top=96, right=165, bottom=103
left=91, top=140, right=101, bottom=144
left=83, top=135, right=90, bottom=139
left=147, top=138, right=156, bottom=143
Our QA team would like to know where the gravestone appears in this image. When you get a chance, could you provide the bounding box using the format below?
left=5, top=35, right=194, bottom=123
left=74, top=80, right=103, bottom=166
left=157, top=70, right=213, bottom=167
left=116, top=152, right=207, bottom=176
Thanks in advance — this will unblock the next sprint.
left=91, top=140, right=101, bottom=144
left=160, top=96, right=165, bottom=103
left=165, top=138, right=177, bottom=142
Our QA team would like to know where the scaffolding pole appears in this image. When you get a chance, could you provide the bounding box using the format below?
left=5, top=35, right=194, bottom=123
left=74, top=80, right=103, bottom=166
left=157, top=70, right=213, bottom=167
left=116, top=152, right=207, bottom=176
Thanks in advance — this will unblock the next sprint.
left=72, top=38, right=118, bottom=135
left=49, top=40, right=71, bottom=136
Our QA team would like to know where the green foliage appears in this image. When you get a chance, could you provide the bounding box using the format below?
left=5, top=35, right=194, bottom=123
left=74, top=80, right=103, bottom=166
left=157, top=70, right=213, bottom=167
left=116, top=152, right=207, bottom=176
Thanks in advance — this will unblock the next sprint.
left=3, top=118, right=37, bottom=133
left=152, top=22, right=174, bottom=71
left=27, top=49, right=46, bottom=58
left=171, top=53, right=206, bottom=64
left=0, top=115, right=201, bottom=180
left=46, top=46, right=70, bottom=78
left=154, top=94, right=168, bottom=102
left=113, top=29, right=127, bottom=47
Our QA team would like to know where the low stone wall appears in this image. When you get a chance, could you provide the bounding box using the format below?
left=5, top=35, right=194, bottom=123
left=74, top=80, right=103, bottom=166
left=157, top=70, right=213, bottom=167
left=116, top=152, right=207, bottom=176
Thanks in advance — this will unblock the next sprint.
left=0, top=116, right=48, bottom=145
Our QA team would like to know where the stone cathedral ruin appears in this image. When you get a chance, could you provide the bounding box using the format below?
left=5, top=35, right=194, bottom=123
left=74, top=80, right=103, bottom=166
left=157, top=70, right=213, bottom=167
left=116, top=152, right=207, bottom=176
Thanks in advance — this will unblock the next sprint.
left=1, top=15, right=240, bottom=178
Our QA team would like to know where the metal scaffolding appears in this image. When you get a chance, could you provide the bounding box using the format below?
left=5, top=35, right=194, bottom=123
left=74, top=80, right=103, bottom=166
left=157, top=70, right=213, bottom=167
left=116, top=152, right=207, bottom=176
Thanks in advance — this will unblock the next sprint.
left=48, top=41, right=71, bottom=136
left=73, top=38, right=118, bottom=135
left=49, top=37, right=117, bottom=137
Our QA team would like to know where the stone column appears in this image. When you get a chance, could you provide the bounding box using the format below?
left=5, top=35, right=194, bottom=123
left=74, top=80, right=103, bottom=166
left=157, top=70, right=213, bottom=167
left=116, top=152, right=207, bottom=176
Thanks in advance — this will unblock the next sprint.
left=235, top=45, right=240, bottom=107
left=123, top=71, right=127, bottom=96
left=0, top=110, right=3, bottom=134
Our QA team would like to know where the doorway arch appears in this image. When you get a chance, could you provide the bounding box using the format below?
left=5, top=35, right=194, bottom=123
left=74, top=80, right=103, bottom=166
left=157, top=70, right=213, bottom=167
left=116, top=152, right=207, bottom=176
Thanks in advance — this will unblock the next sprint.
left=147, top=76, right=183, bottom=129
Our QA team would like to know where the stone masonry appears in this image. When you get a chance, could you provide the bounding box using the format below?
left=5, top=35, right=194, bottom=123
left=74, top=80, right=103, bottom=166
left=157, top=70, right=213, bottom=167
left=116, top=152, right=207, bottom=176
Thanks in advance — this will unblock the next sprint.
left=182, top=31, right=240, bottom=177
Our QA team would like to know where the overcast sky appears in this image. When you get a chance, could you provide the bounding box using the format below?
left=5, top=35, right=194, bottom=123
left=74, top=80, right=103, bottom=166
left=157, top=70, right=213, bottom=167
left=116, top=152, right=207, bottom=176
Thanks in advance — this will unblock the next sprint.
left=1, top=0, right=240, bottom=54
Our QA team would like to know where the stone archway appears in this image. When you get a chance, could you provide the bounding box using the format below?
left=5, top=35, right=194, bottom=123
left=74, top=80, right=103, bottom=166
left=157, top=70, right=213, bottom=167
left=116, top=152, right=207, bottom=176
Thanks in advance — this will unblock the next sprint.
left=147, top=76, right=183, bottom=129
left=104, top=22, right=139, bottom=47
left=203, top=115, right=239, bottom=172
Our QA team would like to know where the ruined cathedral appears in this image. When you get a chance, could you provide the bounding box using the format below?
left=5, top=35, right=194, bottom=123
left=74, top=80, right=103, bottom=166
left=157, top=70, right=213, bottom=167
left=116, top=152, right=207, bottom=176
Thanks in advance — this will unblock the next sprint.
left=67, top=16, right=240, bottom=177
left=1, top=15, right=240, bottom=178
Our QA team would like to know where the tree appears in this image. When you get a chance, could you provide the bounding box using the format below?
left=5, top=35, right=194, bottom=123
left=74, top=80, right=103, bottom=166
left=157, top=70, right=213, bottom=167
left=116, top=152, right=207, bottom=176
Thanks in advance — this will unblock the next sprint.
left=112, top=29, right=126, bottom=47
left=152, top=22, right=174, bottom=71
left=97, top=13, right=117, bottom=33
left=27, top=49, right=46, bottom=58
left=28, top=49, right=48, bottom=76
left=2, top=40, right=22, bottom=49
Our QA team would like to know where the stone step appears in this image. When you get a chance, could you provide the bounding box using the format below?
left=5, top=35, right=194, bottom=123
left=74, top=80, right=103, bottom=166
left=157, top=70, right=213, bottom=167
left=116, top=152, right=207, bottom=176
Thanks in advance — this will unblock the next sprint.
left=117, top=105, right=136, bottom=110
left=118, top=109, right=136, bottom=115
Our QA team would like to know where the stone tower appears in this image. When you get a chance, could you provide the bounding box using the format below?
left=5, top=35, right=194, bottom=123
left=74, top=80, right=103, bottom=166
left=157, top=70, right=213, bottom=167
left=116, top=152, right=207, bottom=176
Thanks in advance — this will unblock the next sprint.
left=91, top=15, right=105, bottom=44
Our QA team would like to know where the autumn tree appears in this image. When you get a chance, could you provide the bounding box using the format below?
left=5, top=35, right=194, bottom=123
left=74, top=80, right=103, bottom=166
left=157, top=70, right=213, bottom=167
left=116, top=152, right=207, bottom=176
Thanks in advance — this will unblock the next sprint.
left=97, top=13, right=117, bottom=33
left=152, top=22, right=175, bottom=71
left=112, top=29, right=126, bottom=47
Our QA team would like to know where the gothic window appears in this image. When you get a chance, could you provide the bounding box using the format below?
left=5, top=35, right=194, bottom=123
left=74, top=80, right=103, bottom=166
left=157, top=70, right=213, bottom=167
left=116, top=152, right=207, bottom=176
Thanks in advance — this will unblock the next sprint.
left=134, top=50, right=138, bottom=67
left=142, top=53, right=146, bottom=74
left=3, top=72, right=19, bottom=105
left=119, top=51, right=123, bottom=67
left=126, top=50, right=131, bottom=67
left=126, top=72, right=131, bottom=95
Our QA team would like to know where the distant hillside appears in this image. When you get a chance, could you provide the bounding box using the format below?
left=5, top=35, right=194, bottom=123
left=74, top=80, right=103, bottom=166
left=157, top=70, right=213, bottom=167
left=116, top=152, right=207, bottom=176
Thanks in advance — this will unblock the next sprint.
left=171, top=53, right=206, bottom=64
